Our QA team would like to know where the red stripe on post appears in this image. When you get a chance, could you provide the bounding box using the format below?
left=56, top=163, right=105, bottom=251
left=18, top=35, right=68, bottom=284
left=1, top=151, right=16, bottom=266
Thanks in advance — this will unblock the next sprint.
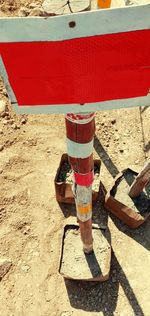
left=68, top=155, right=94, bottom=173
left=73, top=170, right=94, bottom=186
left=65, top=118, right=95, bottom=144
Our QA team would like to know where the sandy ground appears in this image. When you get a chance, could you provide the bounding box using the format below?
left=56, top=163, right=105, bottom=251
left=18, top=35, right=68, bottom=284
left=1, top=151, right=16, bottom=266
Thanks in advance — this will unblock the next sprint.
left=0, top=1, right=150, bottom=316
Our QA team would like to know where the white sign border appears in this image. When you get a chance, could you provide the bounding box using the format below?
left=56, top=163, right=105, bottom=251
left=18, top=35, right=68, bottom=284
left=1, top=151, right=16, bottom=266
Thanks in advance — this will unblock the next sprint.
left=0, top=4, right=150, bottom=114
left=0, top=4, right=150, bottom=42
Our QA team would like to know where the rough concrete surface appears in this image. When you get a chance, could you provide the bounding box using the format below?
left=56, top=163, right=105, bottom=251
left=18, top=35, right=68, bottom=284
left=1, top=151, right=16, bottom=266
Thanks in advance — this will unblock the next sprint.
left=60, top=226, right=111, bottom=281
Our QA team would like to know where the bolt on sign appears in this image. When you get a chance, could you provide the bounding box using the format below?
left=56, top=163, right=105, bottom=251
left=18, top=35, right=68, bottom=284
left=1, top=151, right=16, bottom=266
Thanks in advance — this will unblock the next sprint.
left=0, top=4, right=150, bottom=114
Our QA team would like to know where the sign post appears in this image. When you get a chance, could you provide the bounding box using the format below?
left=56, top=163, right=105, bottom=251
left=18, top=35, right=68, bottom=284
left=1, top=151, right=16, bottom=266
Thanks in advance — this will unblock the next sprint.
left=0, top=2, right=150, bottom=256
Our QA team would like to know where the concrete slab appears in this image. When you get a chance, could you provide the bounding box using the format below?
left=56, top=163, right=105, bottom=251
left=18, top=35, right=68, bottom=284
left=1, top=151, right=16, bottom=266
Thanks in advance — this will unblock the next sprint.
left=59, top=224, right=111, bottom=281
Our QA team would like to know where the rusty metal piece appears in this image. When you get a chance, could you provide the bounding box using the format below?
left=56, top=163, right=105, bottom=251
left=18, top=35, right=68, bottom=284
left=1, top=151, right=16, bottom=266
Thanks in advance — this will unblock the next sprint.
left=54, top=153, right=100, bottom=204
left=105, top=168, right=150, bottom=228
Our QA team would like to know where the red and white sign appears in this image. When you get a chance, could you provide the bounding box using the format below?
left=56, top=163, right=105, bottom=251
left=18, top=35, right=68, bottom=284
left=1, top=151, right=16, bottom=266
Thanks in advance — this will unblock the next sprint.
left=0, top=4, right=150, bottom=114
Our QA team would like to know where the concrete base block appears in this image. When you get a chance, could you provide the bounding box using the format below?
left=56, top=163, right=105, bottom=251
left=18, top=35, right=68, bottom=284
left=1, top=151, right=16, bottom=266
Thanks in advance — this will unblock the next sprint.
left=59, top=224, right=111, bottom=281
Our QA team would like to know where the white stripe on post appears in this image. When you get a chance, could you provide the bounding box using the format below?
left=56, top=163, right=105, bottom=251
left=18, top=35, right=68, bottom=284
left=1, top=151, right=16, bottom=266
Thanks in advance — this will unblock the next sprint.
left=66, top=138, right=93, bottom=159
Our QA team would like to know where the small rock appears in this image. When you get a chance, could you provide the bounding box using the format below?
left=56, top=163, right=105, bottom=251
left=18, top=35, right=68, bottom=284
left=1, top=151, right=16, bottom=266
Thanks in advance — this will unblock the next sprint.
left=2, top=119, right=8, bottom=125
left=0, top=169, right=3, bottom=174
left=21, top=118, right=27, bottom=124
left=29, top=8, right=44, bottom=16
left=0, top=100, right=6, bottom=114
left=47, top=149, right=51, bottom=153
left=119, top=149, right=124, bottom=153
left=12, top=123, right=17, bottom=130
left=21, top=265, right=30, bottom=272
left=115, top=134, right=120, bottom=141
left=9, top=119, right=15, bottom=124
left=135, top=159, right=139, bottom=165
left=2, top=88, right=7, bottom=96
left=29, top=2, right=39, bottom=9
left=111, top=118, right=116, bottom=124
left=0, top=145, right=4, bottom=151
left=23, top=225, right=30, bottom=235
left=0, top=258, right=12, bottom=279
left=18, top=7, right=30, bottom=17
left=0, top=129, right=3, bottom=134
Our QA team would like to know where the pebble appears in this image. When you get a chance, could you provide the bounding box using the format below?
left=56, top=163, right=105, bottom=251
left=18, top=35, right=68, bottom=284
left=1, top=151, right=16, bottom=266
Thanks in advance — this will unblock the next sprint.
left=0, top=145, right=4, bottom=152
left=12, top=123, right=17, bottom=130
left=2, top=88, right=7, bottom=96
left=29, top=8, right=44, bottom=16
left=0, top=258, right=12, bottom=279
left=115, top=135, right=120, bottom=141
left=23, top=225, right=30, bottom=235
left=21, top=118, right=27, bottom=124
left=0, top=100, right=6, bottom=114
left=9, top=119, right=15, bottom=124
left=29, top=2, right=39, bottom=9
left=3, top=119, right=8, bottom=125
left=135, top=159, right=139, bottom=165
left=0, top=129, right=3, bottom=134
left=21, top=265, right=30, bottom=272
left=18, top=7, right=30, bottom=17
left=111, top=118, right=116, bottom=124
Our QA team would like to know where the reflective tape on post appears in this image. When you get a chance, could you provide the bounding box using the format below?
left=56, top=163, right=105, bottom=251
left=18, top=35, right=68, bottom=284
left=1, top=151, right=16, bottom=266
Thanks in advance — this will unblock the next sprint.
left=73, top=170, right=94, bottom=186
left=97, top=0, right=111, bottom=9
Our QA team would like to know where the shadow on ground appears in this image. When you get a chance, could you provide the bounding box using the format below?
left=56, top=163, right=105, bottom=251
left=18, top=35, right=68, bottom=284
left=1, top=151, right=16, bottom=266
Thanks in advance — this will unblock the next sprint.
left=109, top=212, right=150, bottom=252
left=65, top=251, right=144, bottom=315
left=94, top=135, right=120, bottom=178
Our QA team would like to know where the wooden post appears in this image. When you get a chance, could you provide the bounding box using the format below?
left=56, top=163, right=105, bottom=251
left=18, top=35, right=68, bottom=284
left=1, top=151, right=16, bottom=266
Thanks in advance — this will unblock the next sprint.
left=65, top=113, right=95, bottom=253
left=43, top=0, right=94, bottom=254
left=129, top=160, right=150, bottom=198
